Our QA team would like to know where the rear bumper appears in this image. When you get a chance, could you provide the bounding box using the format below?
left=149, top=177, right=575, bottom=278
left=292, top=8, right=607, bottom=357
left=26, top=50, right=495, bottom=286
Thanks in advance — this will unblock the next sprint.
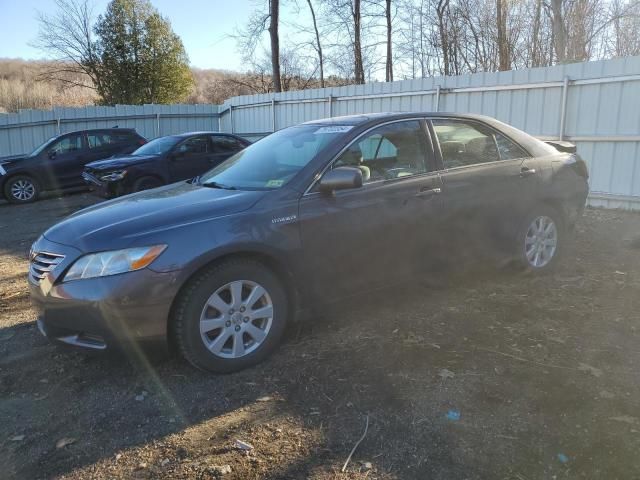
left=30, top=266, right=182, bottom=352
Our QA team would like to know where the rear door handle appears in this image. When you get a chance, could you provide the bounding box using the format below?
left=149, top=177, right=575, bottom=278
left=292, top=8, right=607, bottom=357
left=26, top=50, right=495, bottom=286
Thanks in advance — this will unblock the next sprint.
left=520, top=167, right=536, bottom=177
left=415, top=187, right=442, bottom=198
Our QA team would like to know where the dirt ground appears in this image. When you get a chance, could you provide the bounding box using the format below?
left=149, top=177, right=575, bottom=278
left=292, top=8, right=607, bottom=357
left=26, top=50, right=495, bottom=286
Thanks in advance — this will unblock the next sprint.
left=1, top=192, right=640, bottom=480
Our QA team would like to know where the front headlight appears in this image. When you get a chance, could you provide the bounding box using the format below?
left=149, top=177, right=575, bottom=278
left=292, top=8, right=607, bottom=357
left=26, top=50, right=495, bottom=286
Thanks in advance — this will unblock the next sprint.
left=99, top=170, right=127, bottom=182
left=63, top=245, right=167, bottom=282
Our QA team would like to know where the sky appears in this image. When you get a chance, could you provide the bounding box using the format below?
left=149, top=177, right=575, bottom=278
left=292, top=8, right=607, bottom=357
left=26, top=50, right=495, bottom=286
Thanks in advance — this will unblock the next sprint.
left=0, top=0, right=279, bottom=71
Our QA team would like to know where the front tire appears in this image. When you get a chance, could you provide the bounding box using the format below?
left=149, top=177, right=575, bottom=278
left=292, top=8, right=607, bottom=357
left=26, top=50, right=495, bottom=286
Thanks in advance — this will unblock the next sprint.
left=514, top=205, right=565, bottom=272
left=4, top=175, right=40, bottom=204
left=171, top=258, right=289, bottom=373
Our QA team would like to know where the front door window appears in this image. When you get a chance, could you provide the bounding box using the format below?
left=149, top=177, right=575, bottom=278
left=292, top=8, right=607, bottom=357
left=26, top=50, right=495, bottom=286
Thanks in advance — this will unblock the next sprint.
left=333, top=120, right=429, bottom=182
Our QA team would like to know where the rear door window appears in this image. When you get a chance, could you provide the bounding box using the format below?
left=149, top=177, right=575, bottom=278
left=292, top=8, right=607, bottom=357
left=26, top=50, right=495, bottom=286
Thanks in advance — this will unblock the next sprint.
left=211, top=136, right=244, bottom=153
left=432, top=119, right=528, bottom=168
left=176, top=136, right=210, bottom=156
left=87, top=132, right=113, bottom=149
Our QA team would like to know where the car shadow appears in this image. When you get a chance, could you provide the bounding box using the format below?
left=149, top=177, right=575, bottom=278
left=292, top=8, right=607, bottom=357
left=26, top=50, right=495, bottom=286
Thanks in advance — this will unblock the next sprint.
left=0, top=266, right=515, bottom=479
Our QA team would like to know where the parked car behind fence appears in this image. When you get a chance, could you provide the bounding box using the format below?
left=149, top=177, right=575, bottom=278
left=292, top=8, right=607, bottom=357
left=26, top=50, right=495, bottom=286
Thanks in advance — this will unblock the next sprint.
left=0, top=128, right=146, bottom=203
left=82, top=132, right=250, bottom=198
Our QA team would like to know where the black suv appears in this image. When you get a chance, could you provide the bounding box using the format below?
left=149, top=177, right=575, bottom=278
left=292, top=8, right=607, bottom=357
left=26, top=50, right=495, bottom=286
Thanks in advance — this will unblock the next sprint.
left=0, top=128, right=146, bottom=203
left=83, top=132, right=250, bottom=198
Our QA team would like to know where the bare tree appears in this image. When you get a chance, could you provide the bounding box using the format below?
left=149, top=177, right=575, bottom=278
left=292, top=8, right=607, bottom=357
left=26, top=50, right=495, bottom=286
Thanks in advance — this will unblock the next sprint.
left=306, top=0, right=325, bottom=87
left=32, top=0, right=102, bottom=92
left=352, top=0, right=366, bottom=83
left=436, top=0, right=451, bottom=75
left=385, top=0, right=394, bottom=81
left=496, top=0, right=509, bottom=70
left=269, top=0, right=283, bottom=92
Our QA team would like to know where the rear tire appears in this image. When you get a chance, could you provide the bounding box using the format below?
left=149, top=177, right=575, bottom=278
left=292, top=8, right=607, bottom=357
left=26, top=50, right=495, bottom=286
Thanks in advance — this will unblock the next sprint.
left=171, top=258, right=289, bottom=373
left=132, top=176, right=163, bottom=193
left=4, top=175, right=40, bottom=204
left=513, top=205, right=565, bottom=273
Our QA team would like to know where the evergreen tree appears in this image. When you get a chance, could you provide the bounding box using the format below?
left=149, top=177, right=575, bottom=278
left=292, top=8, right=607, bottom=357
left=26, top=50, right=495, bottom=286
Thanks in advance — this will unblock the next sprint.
left=94, top=0, right=193, bottom=104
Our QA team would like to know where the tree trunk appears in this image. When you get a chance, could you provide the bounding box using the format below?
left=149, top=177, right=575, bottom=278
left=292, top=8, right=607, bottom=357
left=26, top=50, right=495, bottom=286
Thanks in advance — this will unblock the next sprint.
left=385, top=0, right=393, bottom=82
left=268, top=0, right=282, bottom=92
left=306, top=0, right=324, bottom=88
left=436, top=0, right=450, bottom=76
left=352, top=0, right=365, bottom=84
left=496, top=0, right=509, bottom=71
left=551, top=0, right=566, bottom=63
left=531, top=0, right=542, bottom=66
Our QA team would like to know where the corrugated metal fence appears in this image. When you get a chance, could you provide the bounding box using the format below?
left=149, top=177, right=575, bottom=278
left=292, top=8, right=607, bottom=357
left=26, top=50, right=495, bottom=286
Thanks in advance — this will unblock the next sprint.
left=0, top=104, right=220, bottom=159
left=218, top=55, right=640, bottom=209
left=1, top=56, right=639, bottom=208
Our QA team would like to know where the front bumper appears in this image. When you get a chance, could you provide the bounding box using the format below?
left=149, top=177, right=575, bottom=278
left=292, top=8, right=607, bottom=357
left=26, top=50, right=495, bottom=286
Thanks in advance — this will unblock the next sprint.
left=29, top=237, right=182, bottom=352
left=82, top=171, right=120, bottom=198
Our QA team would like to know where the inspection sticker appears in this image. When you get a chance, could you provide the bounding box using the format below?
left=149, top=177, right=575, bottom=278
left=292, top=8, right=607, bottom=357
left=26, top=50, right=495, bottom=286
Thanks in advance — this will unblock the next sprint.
left=315, top=126, right=353, bottom=134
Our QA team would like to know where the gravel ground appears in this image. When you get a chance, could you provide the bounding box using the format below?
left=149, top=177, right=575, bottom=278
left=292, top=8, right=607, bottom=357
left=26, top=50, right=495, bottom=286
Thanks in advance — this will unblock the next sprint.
left=1, top=192, right=640, bottom=479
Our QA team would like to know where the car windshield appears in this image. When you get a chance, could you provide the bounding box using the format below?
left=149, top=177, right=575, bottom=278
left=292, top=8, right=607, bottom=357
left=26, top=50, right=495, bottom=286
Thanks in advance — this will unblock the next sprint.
left=28, top=137, right=57, bottom=157
left=199, top=125, right=351, bottom=190
left=132, top=136, right=180, bottom=155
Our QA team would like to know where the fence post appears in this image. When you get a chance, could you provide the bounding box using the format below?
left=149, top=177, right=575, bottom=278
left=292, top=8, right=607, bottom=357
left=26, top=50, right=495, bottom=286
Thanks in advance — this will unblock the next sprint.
left=229, top=105, right=234, bottom=134
left=559, top=76, right=570, bottom=140
left=271, top=98, right=276, bottom=132
left=328, top=94, right=334, bottom=117
left=435, top=85, right=441, bottom=113
left=155, top=112, right=160, bottom=137
left=56, top=118, right=61, bottom=135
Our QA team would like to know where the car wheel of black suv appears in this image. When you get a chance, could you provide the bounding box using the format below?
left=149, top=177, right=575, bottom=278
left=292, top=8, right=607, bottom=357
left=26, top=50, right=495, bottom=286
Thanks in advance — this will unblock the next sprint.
left=4, top=175, right=40, bottom=204
left=132, top=176, right=163, bottom=193
left=171, top=258, right=289, bottom=373
left=514, top=205, right=565, bottom=273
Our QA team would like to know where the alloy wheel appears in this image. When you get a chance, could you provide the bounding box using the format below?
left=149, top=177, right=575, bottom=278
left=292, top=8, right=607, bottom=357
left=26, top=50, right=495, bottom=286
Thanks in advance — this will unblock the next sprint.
left=10, top=179, right=35, bottom=201
left=524, top=215, right=558, bottom=268
left=199, top=280, right=274, bottom=358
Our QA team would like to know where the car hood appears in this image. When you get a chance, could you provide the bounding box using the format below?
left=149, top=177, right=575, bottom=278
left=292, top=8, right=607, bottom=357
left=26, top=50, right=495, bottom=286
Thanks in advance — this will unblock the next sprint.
left=0, top=156, right=29, bottom=172
left=43, top=181, right=265, bottom=251
left=85, top=154, right=159, bottom=171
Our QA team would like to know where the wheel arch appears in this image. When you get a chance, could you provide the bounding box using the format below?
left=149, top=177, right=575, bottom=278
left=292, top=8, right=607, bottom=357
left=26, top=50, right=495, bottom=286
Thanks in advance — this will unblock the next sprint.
left=166, top=249, right=300, bottom=352
left=1, top=172, right=41, bottom=200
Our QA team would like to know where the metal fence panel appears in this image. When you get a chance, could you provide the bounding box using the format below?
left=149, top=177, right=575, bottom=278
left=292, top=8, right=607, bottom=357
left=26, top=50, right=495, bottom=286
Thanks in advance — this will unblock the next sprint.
left=1, top=57, right=640, bottom=209
left=217, top=55, right=640, bottom=209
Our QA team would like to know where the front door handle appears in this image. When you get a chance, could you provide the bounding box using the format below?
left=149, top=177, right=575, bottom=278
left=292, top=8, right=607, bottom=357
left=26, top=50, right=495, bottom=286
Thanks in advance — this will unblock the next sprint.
left=520, top=167, right=536, bottom=177
left=415, top=187, right=442, bottom=198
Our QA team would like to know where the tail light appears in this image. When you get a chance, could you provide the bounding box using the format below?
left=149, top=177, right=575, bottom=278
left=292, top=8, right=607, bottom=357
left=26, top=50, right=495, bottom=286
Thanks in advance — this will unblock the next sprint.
left=138, top=138, right=147, bottom=145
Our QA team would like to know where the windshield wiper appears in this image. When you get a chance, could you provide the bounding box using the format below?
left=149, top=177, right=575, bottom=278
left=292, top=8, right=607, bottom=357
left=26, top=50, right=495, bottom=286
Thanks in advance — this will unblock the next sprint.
left=201, top=180, right=236, bottom=190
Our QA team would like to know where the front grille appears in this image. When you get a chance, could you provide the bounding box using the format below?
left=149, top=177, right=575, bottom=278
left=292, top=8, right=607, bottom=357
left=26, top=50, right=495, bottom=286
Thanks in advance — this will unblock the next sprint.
left=30, top=252, right=65, bottom=282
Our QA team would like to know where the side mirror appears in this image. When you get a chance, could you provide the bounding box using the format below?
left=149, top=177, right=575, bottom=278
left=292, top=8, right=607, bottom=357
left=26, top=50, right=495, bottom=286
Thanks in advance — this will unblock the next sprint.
left=318, top=166, right=363, bottom=193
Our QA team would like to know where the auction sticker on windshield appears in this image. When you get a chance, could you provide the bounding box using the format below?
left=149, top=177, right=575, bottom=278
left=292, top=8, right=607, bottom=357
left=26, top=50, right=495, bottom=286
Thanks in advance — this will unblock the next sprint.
left=266, top=179, right=284, bottom=188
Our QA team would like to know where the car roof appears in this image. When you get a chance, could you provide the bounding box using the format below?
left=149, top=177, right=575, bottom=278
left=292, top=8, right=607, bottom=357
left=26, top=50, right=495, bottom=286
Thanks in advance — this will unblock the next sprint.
left=59, top=128, right=138, bottom=136
left=303, top=112, right=551, bottom=157
left=303, top=112, right=504, bottom=126
left=173, top=131, right=232, bottom=138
